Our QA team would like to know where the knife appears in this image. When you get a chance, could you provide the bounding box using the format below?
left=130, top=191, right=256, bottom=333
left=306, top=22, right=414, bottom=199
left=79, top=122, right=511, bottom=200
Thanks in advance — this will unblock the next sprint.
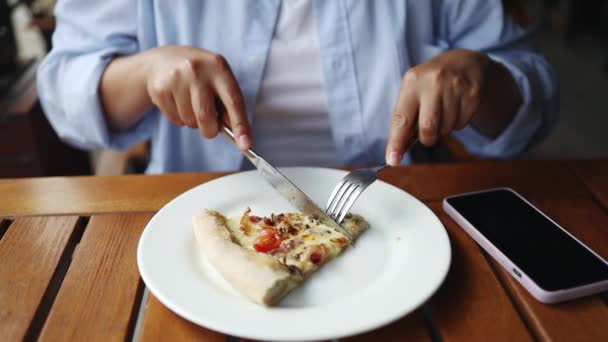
left=221, top=125, right=354, bottom=242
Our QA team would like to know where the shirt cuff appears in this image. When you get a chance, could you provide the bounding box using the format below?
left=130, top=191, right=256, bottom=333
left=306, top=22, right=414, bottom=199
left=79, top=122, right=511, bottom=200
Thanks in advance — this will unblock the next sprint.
left=41, top=45, right=155, bottom=151
left=452, top=54, right=542, bottom=159
left=79, top=51, right=155, bottom=150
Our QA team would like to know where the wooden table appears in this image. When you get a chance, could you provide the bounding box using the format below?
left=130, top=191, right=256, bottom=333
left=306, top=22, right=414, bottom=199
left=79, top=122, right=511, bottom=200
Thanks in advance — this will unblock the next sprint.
left=1, top=160, right=607, bottom=342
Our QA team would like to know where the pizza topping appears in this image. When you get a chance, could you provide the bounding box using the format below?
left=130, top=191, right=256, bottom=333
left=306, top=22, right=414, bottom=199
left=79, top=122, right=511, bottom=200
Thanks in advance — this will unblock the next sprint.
left=266, top=239, right=296, bottom=256
left=267, top=247, right=288, bottom=256
left=272, top=215, right=299, bottom=238
left=307, top=244, right=328, bottom=265
left=249, top=215, right=262, bottom=223
left=277, top=225, right=290, bottom=237
left=281, top=239, right=296, bottom=251
left=240, top=208, right=254, bottom=235
left=235, top=209, right=366, bottom=266
left=330, top=237, right=349, bottom=247
left=253, top=228, right=283, bottom=253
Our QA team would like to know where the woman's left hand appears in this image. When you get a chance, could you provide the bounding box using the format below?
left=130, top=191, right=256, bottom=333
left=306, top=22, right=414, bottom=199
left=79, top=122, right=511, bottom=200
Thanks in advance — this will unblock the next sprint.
left=385, top=49, right=521, bottom=166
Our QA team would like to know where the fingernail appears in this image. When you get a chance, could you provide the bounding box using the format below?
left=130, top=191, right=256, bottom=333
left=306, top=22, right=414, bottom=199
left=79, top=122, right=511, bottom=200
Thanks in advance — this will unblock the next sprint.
left=387, top=151, right=401, bottom=166
left=237, top=135, right=251, bottom=150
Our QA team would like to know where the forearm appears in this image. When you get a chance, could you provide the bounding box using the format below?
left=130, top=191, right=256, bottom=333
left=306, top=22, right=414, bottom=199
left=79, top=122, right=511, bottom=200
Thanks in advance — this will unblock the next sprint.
left=471, top=59, right=522, bottom=138
left=100, top=52, right=153, bottom=132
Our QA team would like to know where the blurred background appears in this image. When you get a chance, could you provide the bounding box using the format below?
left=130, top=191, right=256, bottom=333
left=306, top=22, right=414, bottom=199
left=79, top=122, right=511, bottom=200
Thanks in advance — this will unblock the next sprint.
left=0, top=0, right=607, bottom=178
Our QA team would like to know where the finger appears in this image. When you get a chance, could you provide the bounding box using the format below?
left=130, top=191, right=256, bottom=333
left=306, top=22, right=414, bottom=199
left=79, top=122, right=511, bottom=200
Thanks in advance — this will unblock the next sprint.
left=191, top=83, right=219, bottom=138
left=214, top=99, right=230, bottom=125
left=215, top=82, right=250, bottom=149
left=386, top=91, right=419, bottom=166
left=455, top=104, right=470, bottom=130
left=456, top=82, right=481, bottom=130
left=440, top=78, right=461, bottom=136
left=173, top=86, right=197, bottom=129
left=150, top=88, right=183, bottom=126
left=418, top=89, right=442, bottom=146
left=211, top=57, right=251, bottom=150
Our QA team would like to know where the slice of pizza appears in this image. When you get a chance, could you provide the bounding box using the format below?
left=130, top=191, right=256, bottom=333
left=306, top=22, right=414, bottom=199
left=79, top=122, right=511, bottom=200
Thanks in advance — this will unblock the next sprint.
left=192, top=208, right=368, bottom=306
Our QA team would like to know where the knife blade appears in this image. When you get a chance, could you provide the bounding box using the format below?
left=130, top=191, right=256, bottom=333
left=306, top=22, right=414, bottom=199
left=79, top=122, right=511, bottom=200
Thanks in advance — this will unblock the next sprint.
left=221, top=125, right=354, bottom=242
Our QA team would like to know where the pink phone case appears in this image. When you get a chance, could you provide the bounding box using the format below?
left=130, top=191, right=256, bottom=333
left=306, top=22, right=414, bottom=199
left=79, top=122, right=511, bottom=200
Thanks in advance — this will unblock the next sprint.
left=443, top=187, right=608, bottom=304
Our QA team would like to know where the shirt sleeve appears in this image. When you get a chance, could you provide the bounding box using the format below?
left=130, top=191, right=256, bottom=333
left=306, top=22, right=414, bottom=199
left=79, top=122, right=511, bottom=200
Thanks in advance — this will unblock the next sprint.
left=439, top=0, right=559, bottom=159
left=36, top=0, right=155, bottom=151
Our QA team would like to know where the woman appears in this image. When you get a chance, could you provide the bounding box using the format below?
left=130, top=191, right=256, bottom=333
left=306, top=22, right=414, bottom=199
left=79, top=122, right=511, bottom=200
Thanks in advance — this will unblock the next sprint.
left=37, top=0, right=558, bottom=173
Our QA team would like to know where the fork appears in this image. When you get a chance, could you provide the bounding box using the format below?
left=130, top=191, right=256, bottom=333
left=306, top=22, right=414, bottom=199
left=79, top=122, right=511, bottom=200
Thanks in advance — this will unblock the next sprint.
left=325, top=164, right=389, bottom=224
left=325, top=131, right=419, bottom=223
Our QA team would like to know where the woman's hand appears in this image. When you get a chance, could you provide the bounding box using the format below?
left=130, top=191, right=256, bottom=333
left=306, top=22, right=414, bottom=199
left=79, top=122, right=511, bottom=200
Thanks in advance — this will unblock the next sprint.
left=101, top=46, right=251, bottom=150
left=385, top=49, right=521, bottom=165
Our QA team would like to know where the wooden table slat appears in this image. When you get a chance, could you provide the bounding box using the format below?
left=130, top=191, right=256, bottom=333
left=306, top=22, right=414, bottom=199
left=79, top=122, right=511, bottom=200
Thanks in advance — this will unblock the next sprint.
left=140, top=294, right=227, bottom=342
left=382, top=160, right=590, bottom=202
left=38, top=213, right=153, bottom=342
left=0, top=173, right=227, bottom=216
left=571, top=160, right=608, bottom=211
left=0, top=161, right=595, bottom=217
left=0, top=216, right=81, bottom=341
left=426, top=202, right=533, bottom=342
left=344, top=310, right=432, bottom=342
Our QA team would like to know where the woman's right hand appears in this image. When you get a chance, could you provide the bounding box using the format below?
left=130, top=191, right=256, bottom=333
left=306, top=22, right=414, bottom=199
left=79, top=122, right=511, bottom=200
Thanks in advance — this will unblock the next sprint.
left=142, top=46, right=251, bottom=149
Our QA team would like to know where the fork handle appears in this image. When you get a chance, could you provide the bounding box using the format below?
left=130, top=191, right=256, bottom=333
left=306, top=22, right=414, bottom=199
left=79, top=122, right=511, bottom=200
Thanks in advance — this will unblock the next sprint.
left=372, top=164, right=389, bottom=173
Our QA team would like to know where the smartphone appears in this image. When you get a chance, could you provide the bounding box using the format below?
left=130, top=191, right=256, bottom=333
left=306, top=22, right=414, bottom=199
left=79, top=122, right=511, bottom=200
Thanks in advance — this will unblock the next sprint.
left=443, top=188, right=608, bottom=303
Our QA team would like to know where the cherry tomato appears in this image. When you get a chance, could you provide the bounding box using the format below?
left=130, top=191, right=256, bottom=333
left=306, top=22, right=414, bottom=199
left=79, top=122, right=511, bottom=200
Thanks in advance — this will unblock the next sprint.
left=254, top=228, right=282, bottom=253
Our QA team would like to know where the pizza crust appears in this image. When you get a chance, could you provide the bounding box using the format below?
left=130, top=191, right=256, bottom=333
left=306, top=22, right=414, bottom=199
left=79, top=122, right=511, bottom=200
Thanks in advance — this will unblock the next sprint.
left=192, top=209, right=300, bottom=305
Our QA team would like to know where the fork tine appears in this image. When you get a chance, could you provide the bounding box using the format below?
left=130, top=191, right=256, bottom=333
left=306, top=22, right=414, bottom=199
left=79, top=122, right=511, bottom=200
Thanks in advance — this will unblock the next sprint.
left=331, top=184, right=360, bottom=221
left=325, top=178, right=347, bottom=211
left=328, top=181, right=356, bottom=219
left=325, top=165, right=388, bottom=227
left=336, top=186, right=365, bottom=223
left=327, top=181, right=353, bottom=216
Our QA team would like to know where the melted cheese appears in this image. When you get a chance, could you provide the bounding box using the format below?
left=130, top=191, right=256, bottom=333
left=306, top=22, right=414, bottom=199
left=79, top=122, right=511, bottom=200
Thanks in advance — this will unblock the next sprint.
left=223, top=210, right=368, bottom=276
left=225, top=216, right=258, bottom=249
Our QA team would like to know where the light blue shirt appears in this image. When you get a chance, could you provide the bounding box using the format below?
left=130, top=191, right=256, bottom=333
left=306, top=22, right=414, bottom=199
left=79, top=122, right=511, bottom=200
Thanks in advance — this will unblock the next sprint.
left=37, top=0, right=558, bottom=173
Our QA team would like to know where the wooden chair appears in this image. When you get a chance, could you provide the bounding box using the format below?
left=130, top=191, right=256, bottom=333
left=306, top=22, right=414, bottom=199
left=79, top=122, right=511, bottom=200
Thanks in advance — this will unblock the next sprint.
left=94, top=142, right=150, bottom=175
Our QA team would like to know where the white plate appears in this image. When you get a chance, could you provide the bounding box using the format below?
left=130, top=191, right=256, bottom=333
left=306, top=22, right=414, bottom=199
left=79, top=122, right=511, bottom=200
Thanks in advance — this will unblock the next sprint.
left=137, top=167, right=451, bottom=341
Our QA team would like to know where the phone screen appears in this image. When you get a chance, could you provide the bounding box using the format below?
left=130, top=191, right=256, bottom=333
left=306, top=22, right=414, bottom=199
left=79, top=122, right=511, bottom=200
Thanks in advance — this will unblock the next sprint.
left=446, top=189, right=608, bottom=291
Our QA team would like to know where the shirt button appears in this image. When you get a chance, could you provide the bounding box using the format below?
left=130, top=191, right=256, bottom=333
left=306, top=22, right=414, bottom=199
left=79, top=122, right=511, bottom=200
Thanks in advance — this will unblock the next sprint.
left=248, top=55, right=258, bottom=64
